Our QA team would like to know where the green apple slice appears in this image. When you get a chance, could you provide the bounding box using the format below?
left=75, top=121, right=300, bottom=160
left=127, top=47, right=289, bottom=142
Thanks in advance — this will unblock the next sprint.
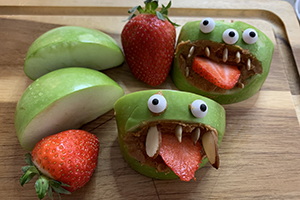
left=15, top=67, right=124, bottom=150
left=24, top=26, right=124, bottom=80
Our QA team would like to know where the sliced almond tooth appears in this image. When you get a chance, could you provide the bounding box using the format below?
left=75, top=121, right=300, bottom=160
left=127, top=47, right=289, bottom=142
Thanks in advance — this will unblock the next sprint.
left=187, top=46, right=195, bottom=58
left=191, top=128, right=200, bottom=144
left=223, top=48, right=228, bottom=62
left=185, top=67, right=189, bottom=77
left=202, top=130, right=219, bottom=169
left=247, top=58, right=251, bottom=70
left=175, top=125, right=182, bottom=143
left=145, top=126, right=161, bottom=158
left=205, top=46, right=210, bottom=57
left=235, top=51, right=241, bottom=63
left=240, top=82, right=245, bottom=89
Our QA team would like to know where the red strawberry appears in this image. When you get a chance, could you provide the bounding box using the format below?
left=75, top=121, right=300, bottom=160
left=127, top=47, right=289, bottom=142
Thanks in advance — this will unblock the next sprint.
left=192, top=56, right=241, bottom=90
left=159, top=134, right=202, bottom=181
left=19, top=130, right=99, bottom=199
left=121, top=0, right=178, bottom=86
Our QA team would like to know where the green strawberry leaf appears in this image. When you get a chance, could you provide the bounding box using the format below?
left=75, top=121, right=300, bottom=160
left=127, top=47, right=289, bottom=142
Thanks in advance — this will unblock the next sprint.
left=156, top=11, right=165, bottom=21
left=148, top=0, right=158, bottom=12
left=159, top=1, right=180, bottom=27
left=125, top=0, right=179, bottom=27
left=164, top=15, right=180, bottom=27
left=136, top=5, right=144, bottom=14
left=20, top=171, right=35, bottom=186
left=48, top=187, right=54, bottom=200
left=126, top=5, right=143, bottom=21
left=160, top=1, right=171, bottom=15
left=60, top=182, right=71, bottom=187
left=24, top=153, right=33, bottom=165
left=19, top=166, right=40, bottom=186
left=49, top=179, right=71, bottom=195
left=144, top=0, right=151, bottom=11
left=161, top=6, right=168, bottom=16
left=52, top=186, right=71, bottom=195
left=21, top=165, right=31, bottom=173
left=49, top=179, right=61, bottom=188
left=49, top=179, right=70, bottom=188
left=35, top=175, right=49, bottom=199
left=151, top=1, right=159, bottom=10
left=165, top=1, right=172, bottom=9
left=128, top=5, right=138, bottom=14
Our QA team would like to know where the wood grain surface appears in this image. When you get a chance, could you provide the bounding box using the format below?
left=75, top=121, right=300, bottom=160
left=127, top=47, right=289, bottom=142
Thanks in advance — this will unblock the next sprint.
left=1, top=0, right=300, bottom=199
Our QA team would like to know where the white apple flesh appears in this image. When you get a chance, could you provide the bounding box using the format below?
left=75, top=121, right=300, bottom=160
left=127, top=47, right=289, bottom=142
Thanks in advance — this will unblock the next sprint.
left=24, top=26, right=124, bottom=80
left=15, top=67, right=124, bottom=150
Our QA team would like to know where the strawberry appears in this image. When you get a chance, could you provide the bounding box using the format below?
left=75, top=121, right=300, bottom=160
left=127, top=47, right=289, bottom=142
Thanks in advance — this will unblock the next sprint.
left=159, top=134, right=202, bottom=181
left=19, top=129, right=99, bottom=199
left=192, top=56, right=241, bottom=90
left=121, top=0, right=178, bottom=86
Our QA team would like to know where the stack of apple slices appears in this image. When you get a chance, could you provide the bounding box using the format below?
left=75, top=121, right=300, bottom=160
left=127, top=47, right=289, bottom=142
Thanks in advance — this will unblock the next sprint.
left=15, top=26, right=125, bottom=151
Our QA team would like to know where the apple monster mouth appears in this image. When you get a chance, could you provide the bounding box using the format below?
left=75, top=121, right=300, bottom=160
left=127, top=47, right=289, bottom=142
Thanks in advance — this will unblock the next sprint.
left=123, top=120, right=219, bottom=174
left=175, top=39, right=263, bottom=93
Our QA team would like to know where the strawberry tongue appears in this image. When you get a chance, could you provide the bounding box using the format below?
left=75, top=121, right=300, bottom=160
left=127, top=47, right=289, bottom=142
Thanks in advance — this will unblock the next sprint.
left=159, top=133, right=202, bottom=181
left=192, top=56, right=241, bottom=90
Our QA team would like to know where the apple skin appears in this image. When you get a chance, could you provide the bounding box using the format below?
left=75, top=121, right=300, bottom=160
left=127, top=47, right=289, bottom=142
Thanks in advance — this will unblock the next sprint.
left=15, top=67, right=124, bottom=151
left=24, top=26, right=125, bottom=80
left=114, top=89, right=225, bottom=179
left=171, top=20, right=274, bottom=104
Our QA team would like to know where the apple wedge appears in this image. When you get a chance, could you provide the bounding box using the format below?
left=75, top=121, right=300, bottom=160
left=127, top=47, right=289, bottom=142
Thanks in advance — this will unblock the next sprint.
left=24, top=26, right=124, bottom=80
left=15, top=67, right=124, bottom=150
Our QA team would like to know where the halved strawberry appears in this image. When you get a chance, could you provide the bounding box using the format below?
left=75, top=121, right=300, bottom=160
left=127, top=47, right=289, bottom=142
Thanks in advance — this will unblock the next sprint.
left=192, top=56, right=241, bottom=90
left=159, top=133, right=202, bottom=181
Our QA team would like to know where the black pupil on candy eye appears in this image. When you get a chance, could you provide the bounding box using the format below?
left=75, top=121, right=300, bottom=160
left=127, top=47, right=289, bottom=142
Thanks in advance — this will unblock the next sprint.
left=249, top=31, right=256, bottom=38
left=200, top=104, right=207, bottom=112
left=229, top=31, right=235, bottom=37
left=152, top=99, right=159, bottom=105
left=203, top=20, right=209, bottom=26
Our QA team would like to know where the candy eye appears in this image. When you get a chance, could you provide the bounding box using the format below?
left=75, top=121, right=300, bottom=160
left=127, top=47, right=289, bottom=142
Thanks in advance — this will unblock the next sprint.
left=199, top=18, right=215, bottom=33
left=222, top=28, right=239, bottom=44
left=243, top=28, right=258, bottom=44
left=147, top=94, right=167, bottom=114
left=190, top=100, right=208, bottom=118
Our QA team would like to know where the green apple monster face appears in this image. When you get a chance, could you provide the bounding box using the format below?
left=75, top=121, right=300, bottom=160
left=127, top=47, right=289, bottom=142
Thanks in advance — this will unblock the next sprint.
left=114, top=90, right=225, bottom=181
left=171, top=18, right=274, bottom=104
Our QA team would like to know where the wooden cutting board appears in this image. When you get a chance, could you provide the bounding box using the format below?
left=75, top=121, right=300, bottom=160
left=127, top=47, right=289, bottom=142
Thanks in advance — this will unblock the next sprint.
left=1, top=0, right=300, bottom=199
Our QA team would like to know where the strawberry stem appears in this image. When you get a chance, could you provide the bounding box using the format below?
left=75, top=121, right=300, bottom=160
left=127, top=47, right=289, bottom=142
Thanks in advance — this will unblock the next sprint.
left=126, top=0, right=179, bottom=27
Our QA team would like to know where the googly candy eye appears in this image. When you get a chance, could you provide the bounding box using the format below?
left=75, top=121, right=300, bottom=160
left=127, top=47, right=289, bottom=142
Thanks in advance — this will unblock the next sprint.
left=199, top=18, right=215, bottom=33
left=243, top=28, right=258, bottom=44
left=222, top=28, right=239, bottom=44
left=190, top=100, right=208, bottom=118
left=148, top=93, right=167, bottom=114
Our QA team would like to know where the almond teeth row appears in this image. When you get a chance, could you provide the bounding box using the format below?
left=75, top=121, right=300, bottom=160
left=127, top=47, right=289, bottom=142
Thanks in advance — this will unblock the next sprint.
left=145, top=125, right=220, bottom=169
left=188, top=45, right=253, bottom=71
